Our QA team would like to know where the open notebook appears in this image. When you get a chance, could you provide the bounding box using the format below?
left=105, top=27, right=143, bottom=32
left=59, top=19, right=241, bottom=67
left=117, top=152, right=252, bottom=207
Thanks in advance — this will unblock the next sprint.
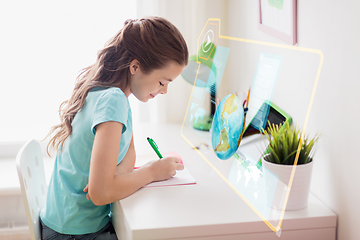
left=135, top=152, right=196, bottom=188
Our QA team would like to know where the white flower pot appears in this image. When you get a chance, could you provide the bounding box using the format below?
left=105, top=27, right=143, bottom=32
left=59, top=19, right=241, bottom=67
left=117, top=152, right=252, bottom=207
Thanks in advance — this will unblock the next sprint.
left=262, top=157, right=313, bottom=211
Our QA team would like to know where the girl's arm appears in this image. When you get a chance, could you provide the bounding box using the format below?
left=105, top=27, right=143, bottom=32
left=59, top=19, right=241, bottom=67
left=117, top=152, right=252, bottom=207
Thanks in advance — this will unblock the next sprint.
left=114, top=135, right=136, bottom=175
left=87, top=121, right=183, bottom=206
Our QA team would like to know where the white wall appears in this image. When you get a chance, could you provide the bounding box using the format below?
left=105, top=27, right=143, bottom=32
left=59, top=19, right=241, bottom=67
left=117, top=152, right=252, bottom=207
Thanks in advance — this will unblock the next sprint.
left=225, top=1, right=360, bottom=240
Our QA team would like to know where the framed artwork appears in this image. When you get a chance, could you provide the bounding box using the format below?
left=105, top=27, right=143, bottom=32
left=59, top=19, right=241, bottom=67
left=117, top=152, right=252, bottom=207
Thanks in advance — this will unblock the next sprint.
left=258, top=0, right=297, bottom=45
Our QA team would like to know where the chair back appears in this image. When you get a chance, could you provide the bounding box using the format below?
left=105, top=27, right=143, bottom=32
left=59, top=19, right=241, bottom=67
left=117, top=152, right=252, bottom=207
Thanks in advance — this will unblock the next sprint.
left=16, top=140, right=47, bottom=240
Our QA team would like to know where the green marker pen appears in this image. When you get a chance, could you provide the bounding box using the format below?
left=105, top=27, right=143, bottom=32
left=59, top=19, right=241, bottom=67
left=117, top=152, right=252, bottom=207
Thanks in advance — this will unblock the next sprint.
left=147, top=137, right=163, bottom=159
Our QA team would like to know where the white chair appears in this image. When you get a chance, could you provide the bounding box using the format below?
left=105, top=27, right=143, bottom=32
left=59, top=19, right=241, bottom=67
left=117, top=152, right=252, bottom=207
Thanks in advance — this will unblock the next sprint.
left=16, top=140, right=47, bottom=240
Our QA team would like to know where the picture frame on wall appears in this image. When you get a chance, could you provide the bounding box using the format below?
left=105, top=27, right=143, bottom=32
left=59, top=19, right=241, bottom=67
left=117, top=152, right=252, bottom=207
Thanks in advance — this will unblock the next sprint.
left=258, top=0, right=297, bottom=45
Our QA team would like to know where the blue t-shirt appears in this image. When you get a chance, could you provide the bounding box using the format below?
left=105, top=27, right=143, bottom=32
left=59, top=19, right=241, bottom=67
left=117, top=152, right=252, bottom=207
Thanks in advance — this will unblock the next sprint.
left=40, top=87, right=132, bottom=234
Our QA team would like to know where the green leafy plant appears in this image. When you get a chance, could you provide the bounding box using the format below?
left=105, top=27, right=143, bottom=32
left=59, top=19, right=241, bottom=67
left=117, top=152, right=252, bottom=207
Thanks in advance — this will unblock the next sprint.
left=263, top=121, right=319, bottom=165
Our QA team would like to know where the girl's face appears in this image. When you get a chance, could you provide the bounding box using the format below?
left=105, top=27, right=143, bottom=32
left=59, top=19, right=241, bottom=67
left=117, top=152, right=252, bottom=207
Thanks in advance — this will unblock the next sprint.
left=128, top=60, right=185, bottom=102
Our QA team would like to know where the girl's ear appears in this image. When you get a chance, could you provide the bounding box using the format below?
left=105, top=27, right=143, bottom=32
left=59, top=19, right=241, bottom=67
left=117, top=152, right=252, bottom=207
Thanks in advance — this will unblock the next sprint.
left=129, top=59, right=140, bottom=74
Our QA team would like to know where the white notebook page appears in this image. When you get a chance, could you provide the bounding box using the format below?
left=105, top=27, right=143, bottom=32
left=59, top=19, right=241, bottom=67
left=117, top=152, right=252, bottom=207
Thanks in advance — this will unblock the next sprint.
left=135, top=152, right=196, bottom=188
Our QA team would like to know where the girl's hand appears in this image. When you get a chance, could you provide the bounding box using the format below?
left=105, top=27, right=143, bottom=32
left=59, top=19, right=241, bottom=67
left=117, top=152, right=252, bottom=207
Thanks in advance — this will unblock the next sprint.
left=147, top=156, right=184, bottom=182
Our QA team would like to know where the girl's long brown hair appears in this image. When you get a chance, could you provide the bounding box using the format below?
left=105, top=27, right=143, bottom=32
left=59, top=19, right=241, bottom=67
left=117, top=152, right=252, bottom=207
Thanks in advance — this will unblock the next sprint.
left=46, top=16, right=188, bottom=156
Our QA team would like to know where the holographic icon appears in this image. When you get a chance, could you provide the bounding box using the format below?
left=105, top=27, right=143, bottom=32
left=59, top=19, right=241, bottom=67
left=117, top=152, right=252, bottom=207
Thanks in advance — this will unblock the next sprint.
left=201, top=30, right=214, bottom=53
left=198, top=23, right=217, bottom=61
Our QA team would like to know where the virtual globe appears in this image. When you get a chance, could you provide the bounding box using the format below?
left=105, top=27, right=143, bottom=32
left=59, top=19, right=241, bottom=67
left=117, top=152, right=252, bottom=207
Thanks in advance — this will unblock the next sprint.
left=211, top=94, right=244, bottom=160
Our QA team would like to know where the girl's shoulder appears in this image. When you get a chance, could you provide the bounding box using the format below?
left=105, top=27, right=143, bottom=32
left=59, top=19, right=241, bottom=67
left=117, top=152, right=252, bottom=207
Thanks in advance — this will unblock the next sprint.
left=89, top=87, right=130, bottom=111
left=89, top=87, right=126, bottom=100
left=90, top=86, right=124, bottom=95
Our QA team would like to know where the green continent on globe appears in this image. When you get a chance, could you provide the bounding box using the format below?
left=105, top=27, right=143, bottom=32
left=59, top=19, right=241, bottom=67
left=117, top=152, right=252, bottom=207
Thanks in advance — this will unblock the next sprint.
left=214, top=94, right=239, bottom=153
left=222, top=94, right=239, bottom=117
left=214, top=127, right=230, bottom=152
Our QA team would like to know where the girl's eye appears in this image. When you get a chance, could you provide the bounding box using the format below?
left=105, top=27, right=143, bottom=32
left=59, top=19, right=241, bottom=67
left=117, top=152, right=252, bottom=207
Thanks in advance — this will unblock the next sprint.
left=159, top=82, right=165, bottom=86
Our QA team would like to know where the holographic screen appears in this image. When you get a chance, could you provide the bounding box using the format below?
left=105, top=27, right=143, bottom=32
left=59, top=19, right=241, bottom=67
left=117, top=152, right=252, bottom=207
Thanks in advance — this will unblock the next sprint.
left=180, top=18, right=323, bottom=233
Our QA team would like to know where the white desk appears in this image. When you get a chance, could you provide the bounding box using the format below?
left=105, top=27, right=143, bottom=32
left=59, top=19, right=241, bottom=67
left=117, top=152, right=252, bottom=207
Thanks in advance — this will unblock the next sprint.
left=111, top=124, right=337, bottom=240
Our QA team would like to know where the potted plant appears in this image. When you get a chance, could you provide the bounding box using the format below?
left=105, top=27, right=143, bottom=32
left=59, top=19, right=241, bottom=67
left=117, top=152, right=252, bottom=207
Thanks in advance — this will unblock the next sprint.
left=262, top=121, right=319, bottom=211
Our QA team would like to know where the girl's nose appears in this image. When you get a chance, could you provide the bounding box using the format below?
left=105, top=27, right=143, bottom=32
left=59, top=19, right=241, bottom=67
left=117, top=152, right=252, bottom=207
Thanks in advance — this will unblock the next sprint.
left=160, top=85, right=168, bottom=94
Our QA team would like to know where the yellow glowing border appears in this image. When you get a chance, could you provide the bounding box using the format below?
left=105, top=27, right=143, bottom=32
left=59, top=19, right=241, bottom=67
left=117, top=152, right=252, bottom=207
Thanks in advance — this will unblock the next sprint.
left=181, top=18, right=323, bottom=232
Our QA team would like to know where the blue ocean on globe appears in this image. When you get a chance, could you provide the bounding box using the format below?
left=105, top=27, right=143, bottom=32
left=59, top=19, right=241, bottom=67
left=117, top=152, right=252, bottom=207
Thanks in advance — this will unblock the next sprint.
left=211, top=94, right=244, bottom=160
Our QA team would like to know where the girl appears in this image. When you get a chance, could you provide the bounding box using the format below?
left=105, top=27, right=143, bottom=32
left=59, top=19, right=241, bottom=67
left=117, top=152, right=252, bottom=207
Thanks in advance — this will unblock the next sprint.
left=40, top=16, right=188, bottom=239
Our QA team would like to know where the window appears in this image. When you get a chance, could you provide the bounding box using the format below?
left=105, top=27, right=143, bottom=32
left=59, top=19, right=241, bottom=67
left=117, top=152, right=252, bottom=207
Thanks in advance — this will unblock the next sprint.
left=0, top=1, right=137, bottom=142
